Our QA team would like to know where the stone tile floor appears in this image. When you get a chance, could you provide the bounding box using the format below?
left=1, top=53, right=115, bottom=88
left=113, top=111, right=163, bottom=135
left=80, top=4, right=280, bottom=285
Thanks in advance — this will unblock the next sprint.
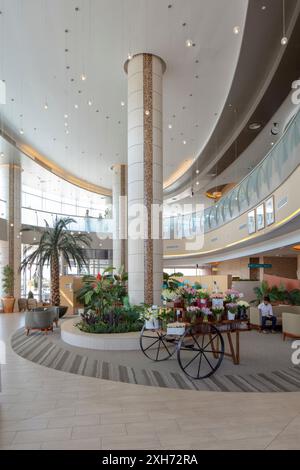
left=1, top=313, right=300, bottom=450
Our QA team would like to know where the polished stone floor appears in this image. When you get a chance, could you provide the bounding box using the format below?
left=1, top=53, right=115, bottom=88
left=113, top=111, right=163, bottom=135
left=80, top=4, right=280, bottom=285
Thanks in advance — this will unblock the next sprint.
left=1, top=313, right=300, bottom=450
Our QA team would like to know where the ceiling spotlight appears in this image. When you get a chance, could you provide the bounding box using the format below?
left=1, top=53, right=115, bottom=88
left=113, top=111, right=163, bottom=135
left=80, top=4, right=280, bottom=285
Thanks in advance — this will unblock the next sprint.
left=121, top=101, right=125, bottom=107
left=271, top=122, right=279, bottom=136
left=196, top=181, right=200, bottom=186
left=185, top=39, right=193, bottom=47
left=74, top=104, right=79, bottom=109
left=64, top=122, right=68, bottom=127
left=196, top=169, right=200, bottom=174
left=66, top=130, right=69, bottom=134
left=81, top=73, right=87, bottom=81
left=183, top=140, right=187, bottom=145
left=168, top=124, right=172, bottom=129
left=233, top=26, right=240, bottom=35
left=261, top=5, right=266, bottom=10
left=64, top=114, right=69, bottom=119
left=10, top=223, right=14, bottom=227
left=0, top=152, right=4, bottom=157
left=44, top=102, right=48, bottom=110
left=145, top=110, right=150, bottom=116
left=271, top=142, right=274, bottom=146
left=248, top=122, right=262, bottom=130
left=281, top=36, right=288, bottom=45
left=19, top=128, right=24, bottom=134
left=128, top=53, right=133, bottom=60
left=33, top=237, right=37, bottom=241
left=88, top=100, right=92, bottom=106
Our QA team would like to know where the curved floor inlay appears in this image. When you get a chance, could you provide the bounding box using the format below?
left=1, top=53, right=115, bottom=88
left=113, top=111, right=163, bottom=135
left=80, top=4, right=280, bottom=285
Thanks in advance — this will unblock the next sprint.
left=11, top=327, right=300, bottom=393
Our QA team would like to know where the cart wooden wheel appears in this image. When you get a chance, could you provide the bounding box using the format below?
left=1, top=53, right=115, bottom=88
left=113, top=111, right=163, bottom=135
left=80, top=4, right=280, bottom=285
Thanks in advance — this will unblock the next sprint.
left=140, top=325, right=177, bottom=362
left=177, top=323, right=224, bottom=379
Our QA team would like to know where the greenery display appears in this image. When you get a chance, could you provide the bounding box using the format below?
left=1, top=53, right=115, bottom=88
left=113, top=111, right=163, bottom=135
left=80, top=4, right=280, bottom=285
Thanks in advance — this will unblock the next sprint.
left=77, top=305, right=143, bottom=334
left=21, top=217, right=91, bottom=306
left=2, top=265, right=14, bottom=297
left=163, top=272, right=183, bottom=291
left=253, top=280, right=300, bottom=305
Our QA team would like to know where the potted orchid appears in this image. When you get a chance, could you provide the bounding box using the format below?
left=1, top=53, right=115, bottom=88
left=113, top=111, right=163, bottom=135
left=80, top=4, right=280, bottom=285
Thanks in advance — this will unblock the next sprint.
left=195, top=288, right=210, bottom=308
left=212, top=306, right=224, bottom=322
left=226, top=302, right=238, bottom=320
left=161, top=288, right=179, bottom=307
left=201, top=307, right=213, bottom=323
left=140, top=305, right=160, bottom=330
left=237, top=300, right=250, bottom=320
left=186, top=305, right=202, bottom=324
left=225, top=289, right=242, bottom=303
left=178, top=286, right=196, bottom=308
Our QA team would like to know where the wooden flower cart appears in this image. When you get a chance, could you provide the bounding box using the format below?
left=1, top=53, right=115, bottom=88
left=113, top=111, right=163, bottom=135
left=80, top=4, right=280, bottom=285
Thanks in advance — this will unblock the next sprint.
left=140, top=318, right=251, bottom=380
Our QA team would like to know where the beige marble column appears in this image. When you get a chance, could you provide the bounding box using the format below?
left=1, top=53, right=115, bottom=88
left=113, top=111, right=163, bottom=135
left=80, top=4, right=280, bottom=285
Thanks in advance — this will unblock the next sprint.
left=125, top=53, right=165, bottom=305
left=0, top=159, right=22, bottom=304
left=112, top=164, right=127, bottom=272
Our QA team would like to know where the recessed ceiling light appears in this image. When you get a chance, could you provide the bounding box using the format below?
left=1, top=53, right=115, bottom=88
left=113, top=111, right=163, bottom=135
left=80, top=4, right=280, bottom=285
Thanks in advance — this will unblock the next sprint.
left=64, top=122, right=68, bottom=127
left=168, top=124, right=172, bottom=129
left=196, top=181, right=200, bottom=185
left=261, top=5, right=266, bottom=10
left=0, top=152, right=4, bottom=157
left=271, top=142, right=274, bottom=146
left=281, top=36, right=288, bottom=45
left=183, top=140, right=187, bottom=145
left=81, top=73, right=87, bottom=81
left=145, top=110, right=150, bottom=116
left=233, top=26, right=240, bottom=34
left=19, top=128, right=24, bottom=134
left=88, top=100, right=92, bottom=106
left=128, top=53, right=133, bottom=60
left=64, top=114, right=68, bottom=119
left=74, top=104, right=79, bottom=109
left=185, top=39, right=193, bottom=48
left=66, top=130, right=69, bottom=134
left=196, top=170, right=200, bottom=174
left=249, top=122, right=262, bottom=130
left=44, top=102, right=48, bottom=110
left=121, top=101, right=125, bottom=107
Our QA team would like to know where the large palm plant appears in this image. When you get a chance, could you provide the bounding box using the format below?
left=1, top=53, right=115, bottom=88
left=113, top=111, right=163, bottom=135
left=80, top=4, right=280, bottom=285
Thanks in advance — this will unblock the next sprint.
left=21, top=217, right=91, bottom=306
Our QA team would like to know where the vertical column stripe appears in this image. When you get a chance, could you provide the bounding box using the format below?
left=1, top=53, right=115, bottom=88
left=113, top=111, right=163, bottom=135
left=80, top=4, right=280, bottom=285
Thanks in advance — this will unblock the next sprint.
left=143, top=54, right=153, bottom=305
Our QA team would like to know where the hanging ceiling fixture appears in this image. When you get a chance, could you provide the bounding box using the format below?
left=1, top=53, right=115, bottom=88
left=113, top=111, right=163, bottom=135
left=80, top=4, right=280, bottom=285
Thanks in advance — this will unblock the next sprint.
left=281, top=0, right=288, bottom=45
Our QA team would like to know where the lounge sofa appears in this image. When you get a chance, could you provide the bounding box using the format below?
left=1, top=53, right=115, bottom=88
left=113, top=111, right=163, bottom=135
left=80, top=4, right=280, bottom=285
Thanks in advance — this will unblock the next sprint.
left=25, top=307, right=60, bottom=336
left=282, top=312, right=300, bottom=340
left=249, top=305, right=300, bottom=329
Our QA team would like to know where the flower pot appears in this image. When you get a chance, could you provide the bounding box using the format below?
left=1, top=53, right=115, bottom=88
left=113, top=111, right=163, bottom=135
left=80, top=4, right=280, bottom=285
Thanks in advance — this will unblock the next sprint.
left=145, top=319, right=160, bottom=330
left=215, top=313, right=222, bottom=323
left=227, top=311, right=236, bottom=321
left=196, top=298, right=208, bottom=308
left=1, top=297, right=15, bottom=313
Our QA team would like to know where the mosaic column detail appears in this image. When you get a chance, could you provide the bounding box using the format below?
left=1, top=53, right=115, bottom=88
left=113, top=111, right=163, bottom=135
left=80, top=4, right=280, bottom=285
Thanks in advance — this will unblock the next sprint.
left=126, top=53, right=165, bottom=305
left=112, top=163, right=127, bottom=273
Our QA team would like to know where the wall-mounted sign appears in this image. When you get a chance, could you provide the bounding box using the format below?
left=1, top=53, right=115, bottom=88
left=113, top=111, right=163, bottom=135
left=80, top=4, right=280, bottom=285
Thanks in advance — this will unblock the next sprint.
left=248, top=263, right=272, bottom=269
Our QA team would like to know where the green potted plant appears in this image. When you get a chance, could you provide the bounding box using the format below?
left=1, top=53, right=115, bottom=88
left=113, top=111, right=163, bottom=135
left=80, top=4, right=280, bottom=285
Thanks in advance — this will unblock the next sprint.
left=1, top=265, right=15, bottom=313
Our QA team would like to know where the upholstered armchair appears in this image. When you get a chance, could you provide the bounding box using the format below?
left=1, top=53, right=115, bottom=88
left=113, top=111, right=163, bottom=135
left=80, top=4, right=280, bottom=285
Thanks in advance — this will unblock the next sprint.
left=282, top=312, right=300, bottom=340
left=25, top=309, right=54, bottom=336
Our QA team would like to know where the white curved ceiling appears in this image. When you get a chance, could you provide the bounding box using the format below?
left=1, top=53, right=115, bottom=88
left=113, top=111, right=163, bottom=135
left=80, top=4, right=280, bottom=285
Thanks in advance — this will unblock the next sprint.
left=0, top=0, right=248, bottom=191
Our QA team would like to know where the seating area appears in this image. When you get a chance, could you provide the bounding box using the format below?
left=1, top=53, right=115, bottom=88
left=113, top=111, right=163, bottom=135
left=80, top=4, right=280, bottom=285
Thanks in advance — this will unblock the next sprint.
left=250, top=305, right=300, bottom=340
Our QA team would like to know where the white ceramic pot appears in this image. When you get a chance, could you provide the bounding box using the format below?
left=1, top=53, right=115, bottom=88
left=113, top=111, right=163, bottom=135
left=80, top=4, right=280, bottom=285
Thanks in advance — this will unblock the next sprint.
left=145, top=319, right=160, bottom=330
left=227, top=311, right=236, bottom=321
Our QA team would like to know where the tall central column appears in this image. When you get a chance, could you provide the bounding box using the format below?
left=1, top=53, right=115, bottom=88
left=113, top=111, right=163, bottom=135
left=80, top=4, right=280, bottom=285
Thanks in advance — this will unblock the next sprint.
left=126, top=53, right=165, bottom=305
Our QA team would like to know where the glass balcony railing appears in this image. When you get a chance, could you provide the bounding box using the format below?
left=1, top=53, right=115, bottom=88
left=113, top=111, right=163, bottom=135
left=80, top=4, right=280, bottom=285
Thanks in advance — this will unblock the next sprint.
left=203, top=109, right=300, bottom=232
left=21, top=207, right=113, bottom=234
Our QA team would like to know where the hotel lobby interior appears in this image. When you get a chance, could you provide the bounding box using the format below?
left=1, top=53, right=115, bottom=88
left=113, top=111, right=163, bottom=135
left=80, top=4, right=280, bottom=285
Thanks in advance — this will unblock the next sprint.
left=1, top=0, right=300, bottom=453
